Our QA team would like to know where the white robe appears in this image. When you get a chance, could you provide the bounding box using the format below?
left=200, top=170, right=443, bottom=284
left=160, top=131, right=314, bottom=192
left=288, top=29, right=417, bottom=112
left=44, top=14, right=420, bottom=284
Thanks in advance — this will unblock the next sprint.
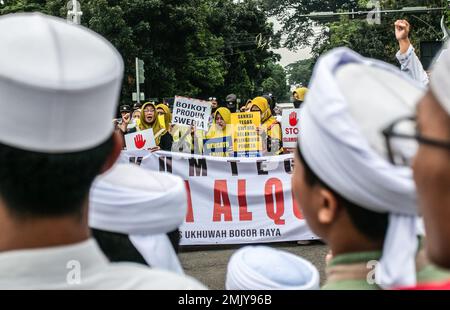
left=0, top=239, right=206, bottom=290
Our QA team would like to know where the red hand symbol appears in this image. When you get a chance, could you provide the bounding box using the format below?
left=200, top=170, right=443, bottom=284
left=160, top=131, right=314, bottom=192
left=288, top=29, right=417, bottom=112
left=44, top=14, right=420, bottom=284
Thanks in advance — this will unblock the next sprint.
left=134, top=134, right=146, bottom=149
left=289, top=111, right=298, bottom=126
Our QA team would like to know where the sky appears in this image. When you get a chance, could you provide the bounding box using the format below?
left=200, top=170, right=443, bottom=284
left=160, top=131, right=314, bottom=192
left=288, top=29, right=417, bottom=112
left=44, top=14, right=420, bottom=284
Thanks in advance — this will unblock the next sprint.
left=269, top=17, right=312, bottom=67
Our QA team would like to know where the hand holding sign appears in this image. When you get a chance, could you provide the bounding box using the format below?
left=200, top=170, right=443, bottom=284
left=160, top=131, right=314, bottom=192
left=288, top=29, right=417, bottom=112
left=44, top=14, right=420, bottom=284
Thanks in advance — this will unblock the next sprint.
left=289, top=111, right=298, bottom=126
left=134, top=134, right=146, bottom=149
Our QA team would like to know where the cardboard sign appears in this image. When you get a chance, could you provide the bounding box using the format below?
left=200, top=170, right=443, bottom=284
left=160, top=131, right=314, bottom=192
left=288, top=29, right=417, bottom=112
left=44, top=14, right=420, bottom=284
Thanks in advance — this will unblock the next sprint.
left=172, top=96, right=212, bottom=131
left=281, top=109, right=300, bottom=148
left=124, top=128, right=156, bottom=151
left=203, top=136, right=232, bottom=157
left=231, top=112, right=262, bottom=157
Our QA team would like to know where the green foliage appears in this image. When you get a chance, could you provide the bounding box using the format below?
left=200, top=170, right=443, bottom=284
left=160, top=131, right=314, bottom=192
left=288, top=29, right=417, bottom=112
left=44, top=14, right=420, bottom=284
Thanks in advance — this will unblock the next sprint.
left=264, top=0, right=447, bottom=86
left=0, top=0, right=288, bottom=105
left=286, top=58, right=314, bottom=87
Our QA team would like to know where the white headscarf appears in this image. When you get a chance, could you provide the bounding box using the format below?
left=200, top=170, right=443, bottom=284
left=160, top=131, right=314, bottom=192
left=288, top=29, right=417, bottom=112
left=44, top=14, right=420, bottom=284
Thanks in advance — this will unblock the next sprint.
left=226, top=246, right=320, bottom=290
left=430, top=40, right=450, bottom=116
left=299, top=47, right=425, bottom=288
left=89, top=164, right=187, bottom=274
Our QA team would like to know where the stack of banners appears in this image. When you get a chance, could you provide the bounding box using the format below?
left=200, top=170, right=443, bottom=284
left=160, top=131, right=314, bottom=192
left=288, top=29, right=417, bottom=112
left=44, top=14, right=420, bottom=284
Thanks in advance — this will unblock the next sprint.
left=281, top=109, right=301, bottom=148
left=118, top=150, right=317, bottom=245
left=172, top=96, right=212, bottom=131
left=203, top=136, right=232, bottom=157
left=230, top=112, right=262, bottom=157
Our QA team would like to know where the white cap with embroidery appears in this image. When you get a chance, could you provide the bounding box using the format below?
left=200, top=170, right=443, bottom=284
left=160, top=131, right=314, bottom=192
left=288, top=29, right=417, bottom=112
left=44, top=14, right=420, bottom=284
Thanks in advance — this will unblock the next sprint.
left=0, top=13, right=124, bottom=153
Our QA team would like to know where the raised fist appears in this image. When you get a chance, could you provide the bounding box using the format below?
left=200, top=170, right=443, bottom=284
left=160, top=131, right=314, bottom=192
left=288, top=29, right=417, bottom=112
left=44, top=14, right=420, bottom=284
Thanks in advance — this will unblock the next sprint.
left=395, top=19, right=410, bottom=41
left=134, top=134, right=146, bottom=149
left=289, top=111, right=298, bottom=126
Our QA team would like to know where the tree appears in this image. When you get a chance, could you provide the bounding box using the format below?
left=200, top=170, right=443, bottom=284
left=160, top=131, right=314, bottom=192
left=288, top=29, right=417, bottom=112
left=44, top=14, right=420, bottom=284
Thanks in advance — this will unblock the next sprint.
left=1, top=0, right=287, bottom=104
left=286, top=58, right=314, bottom=87
left=264, top=0, right=447, bottom=59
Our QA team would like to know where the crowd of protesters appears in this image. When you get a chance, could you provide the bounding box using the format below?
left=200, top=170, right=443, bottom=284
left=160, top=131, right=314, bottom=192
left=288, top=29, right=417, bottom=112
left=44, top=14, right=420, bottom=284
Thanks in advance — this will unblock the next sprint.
left=113, top=90, right=309, bottom=156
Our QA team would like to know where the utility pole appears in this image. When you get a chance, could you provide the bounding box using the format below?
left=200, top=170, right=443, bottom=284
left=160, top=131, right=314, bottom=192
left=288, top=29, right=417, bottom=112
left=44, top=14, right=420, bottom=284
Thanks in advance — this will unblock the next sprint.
left=67, top=0, right=82, bottom=25
left=135, top=57, right=145, bottom=104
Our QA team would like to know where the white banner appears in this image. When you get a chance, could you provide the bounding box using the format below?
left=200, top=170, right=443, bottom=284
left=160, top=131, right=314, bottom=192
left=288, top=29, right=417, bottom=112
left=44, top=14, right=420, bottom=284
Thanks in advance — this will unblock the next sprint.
left=172, top=96, right=212, bottom=131
left=118, top=151, right=316, bottom=245
left=282, top=109, right=300, bottom=148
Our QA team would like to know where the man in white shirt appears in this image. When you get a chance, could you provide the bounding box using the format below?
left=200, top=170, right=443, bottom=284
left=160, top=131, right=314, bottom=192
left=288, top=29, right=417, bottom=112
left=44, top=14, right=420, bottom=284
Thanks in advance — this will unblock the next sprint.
left=0, top=12, right=205, bottom=290
left=395, top=19, right=429, bottom=86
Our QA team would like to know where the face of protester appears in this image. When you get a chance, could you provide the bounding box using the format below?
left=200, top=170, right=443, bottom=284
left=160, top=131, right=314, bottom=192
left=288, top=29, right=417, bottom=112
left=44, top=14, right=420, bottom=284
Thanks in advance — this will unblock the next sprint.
left=132, top=111, right=141, bottom=120
left=215, top=113, right=226, bottom=130
left=144, top=106, right=156, bottom=124
left=250, top=105, right=263, bottom=120
left=157, top=108, right=165, bottom=116
left=413, top=90, right=450, bottom=268
left=292, top=150, right=339, bottom=243
left=211, top=100, right=218, bottom=109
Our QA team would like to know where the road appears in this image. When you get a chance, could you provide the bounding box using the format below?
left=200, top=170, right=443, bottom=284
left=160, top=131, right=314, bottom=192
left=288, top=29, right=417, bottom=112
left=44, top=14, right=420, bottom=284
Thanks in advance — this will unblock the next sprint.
left=179, top=241, right=329, bottom=289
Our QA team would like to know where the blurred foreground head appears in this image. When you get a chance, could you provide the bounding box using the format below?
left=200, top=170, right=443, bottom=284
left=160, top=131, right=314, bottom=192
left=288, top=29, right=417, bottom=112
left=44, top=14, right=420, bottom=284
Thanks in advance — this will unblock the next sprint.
left=0, top=12, right=123, bottom=221
left=414, top=40, right=450, bottom=269
left=292, top=47, right=425, bottom=288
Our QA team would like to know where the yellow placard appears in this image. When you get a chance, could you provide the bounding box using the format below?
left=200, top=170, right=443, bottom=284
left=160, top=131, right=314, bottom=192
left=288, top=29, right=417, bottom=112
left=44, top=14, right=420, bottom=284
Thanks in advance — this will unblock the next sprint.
left=230, top=112, right=262, bottom=155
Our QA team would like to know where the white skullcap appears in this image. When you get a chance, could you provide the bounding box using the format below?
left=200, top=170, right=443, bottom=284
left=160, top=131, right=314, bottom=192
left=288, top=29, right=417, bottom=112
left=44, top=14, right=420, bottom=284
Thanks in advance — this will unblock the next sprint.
left=300, top=47, right=424, bottom=289
left=430, top=41, right=450, bottom=115
left=89, top=164, right=187, bottom=236
left=0, top=13, right=123, bottom=153
left=225, top=246, right=320, bottom=290
left=89, top=164, right=187, bottom=274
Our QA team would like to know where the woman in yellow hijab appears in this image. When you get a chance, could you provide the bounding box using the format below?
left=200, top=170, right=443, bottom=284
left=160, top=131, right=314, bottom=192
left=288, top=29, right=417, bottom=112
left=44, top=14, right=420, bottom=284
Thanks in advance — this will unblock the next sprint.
left=205, top=107, right=233, bottom=157
left=156, top=103, right=172, bottom=132
left=138, top=102, right=173, bottom=151
left=248, top=96, right=283, bottom=155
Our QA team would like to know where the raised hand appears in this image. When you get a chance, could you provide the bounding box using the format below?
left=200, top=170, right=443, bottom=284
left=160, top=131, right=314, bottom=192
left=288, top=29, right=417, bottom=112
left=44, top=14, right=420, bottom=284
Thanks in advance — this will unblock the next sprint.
left=395, top=19, right=410, bottom=41
left=289, top=111, right=298, bottom=126
left=134, top=134, right=146, bottom=149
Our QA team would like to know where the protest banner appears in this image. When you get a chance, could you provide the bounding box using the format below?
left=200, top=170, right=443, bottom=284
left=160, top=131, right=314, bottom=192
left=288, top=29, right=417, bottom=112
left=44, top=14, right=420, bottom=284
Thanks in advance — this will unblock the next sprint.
left=231, top=112, right=262, bottom=157
left=172, top=96, right=211, bottom=131
left=203, top=136, right=232, bottom=157
left=281, top=109, right=300, bottom=148
left=119, top=151, right=317, bottom=245
left=124, top=129, right=156, bottom=150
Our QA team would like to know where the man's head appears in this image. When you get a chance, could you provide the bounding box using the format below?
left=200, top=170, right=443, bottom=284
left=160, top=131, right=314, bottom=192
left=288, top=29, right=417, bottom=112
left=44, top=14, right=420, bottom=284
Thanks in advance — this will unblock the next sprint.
left=413, top=47, right=450, bottom=268
left=120, top=105, right=131, bottom=119
left=0, top=14, right=123, bottom=224
left=209, top=97, right=218, bottom=110
left=225, top=94, right=237, bottom=110
left=293, top=148, right=388, bottom=245
left=0, top=135, right=121, bottom=219
left=293, top=48, right=423, bottom=288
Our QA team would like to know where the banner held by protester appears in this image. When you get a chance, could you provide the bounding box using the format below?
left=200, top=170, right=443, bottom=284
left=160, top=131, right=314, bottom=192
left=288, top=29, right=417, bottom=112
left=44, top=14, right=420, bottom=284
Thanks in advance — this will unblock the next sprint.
left=203, top=136, right=232, bottom=157
left=231, top=112, right=262, bottom=157
left=125, top=129, right=156, bottom=150
left=282, top=109, right=301, bottom=148
left=172, top=96, right=212, bottom=131
left=119, top=150, right=317, bottom=245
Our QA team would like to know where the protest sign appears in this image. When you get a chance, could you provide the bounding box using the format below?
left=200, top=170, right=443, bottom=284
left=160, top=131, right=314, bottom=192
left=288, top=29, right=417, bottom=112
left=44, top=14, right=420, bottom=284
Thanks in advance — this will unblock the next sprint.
left=231, top=112, right=262, bottom=157
left=172, top=96, right=211, bottom=131
left=119, top=151, right=317, bottom=245
left=125, top=129, right=156, bottom=151
left=203, top=136, right=232, bottom=157
left=281, top=109, right=300, bottom=148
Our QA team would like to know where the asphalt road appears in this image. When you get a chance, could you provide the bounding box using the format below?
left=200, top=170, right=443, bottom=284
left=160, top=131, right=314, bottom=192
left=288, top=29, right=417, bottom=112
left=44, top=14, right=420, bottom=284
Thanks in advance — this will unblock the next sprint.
left=179, top=241, right=329, bottom=289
